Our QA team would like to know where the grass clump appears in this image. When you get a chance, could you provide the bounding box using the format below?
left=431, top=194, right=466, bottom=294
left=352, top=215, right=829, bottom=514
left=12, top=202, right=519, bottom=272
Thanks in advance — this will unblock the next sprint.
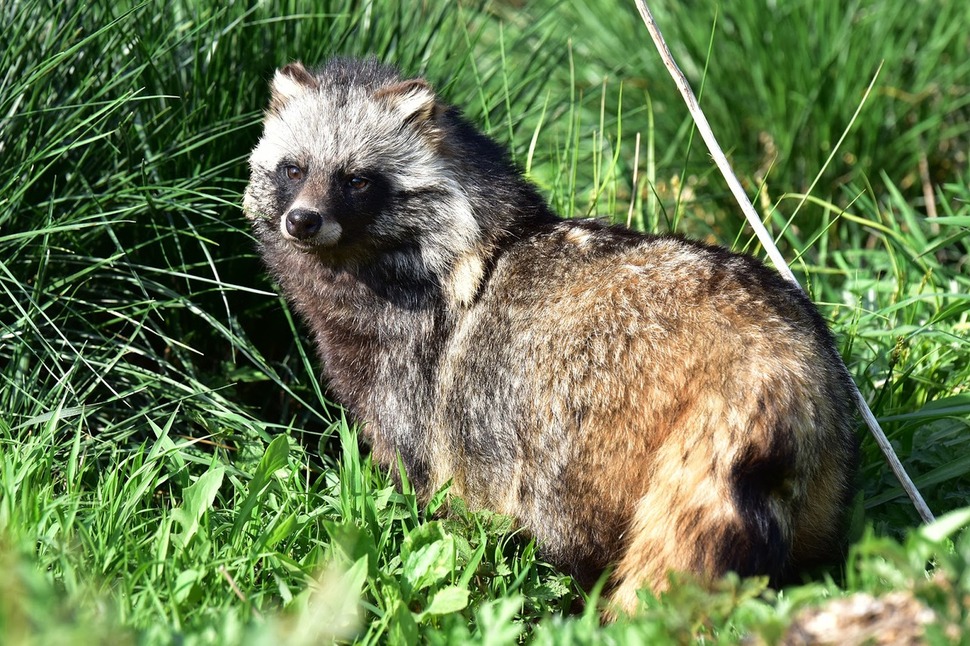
left=1, top=0, right=969, bottom=643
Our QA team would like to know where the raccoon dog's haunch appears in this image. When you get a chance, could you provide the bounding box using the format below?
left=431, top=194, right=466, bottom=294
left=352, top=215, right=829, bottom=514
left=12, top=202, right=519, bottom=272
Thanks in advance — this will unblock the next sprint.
left=244, top=57, right=858, bottom=614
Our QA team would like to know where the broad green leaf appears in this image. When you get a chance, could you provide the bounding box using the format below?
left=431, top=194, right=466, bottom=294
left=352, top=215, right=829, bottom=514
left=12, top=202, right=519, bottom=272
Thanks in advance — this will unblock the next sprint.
left=476, top=597, right=524, bottom=646
left=401, top=520, right=447, bottom=564
left=403, top=536, right=455, bottom=595
left=389, top=599, right=419, bottom=645
left=171, top=464, right=225, bottom=549
left=318, top=556, right=367, bottom=633
left=264, top=512, right=299, bottom=549
left=918, top=506, right=970, bottom=544
left=173, top=569, right=202, bottom=604
left=421, top=585, right=469, bottom=618
left=231, top=435, right=289, bottom=540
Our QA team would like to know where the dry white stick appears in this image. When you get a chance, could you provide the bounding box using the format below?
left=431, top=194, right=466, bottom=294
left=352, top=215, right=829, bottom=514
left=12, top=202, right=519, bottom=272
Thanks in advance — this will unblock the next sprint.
left=220, top=565, right=264, bottom=619
left=627, top=131, right=641, bottom=229
left=632, top=0, right=935, bottom=524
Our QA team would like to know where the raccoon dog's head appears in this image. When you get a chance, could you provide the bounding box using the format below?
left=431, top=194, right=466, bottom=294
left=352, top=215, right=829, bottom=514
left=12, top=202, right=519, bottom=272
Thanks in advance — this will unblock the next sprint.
left=244, top=58, right=481, bottom=282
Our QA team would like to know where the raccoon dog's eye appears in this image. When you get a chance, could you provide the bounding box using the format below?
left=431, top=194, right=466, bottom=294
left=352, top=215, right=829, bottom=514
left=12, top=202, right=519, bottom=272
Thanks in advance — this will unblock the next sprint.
left=347, top=176, right=369, bottom=190
left=283, top=165, right=304, bottom=182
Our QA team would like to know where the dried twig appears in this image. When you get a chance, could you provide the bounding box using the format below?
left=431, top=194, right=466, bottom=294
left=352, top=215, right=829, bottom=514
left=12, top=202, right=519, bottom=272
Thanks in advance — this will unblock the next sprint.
left=220, top=565, right=264, bottom=619
left=632, top=0, right=935, bottom=524
left=918, top=146, right=939, bottom=234
left=627, top=132, right=641, bottom=229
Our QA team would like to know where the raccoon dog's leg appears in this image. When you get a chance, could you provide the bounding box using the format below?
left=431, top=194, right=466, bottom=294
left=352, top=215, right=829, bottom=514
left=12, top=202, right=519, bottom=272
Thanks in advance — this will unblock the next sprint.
left=606, top=418, right=798, bottom=616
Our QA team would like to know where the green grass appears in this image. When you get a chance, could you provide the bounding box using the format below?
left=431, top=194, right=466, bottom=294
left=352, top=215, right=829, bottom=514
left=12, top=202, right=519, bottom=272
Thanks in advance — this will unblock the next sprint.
left=1, top=0, right=969, bottom=643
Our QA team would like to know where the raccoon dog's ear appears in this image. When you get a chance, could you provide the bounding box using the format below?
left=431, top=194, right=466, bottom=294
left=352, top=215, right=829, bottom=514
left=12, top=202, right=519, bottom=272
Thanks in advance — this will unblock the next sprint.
left=269, top=62, right=317, bottom=112
left=375, top=79, right=441, bottom=126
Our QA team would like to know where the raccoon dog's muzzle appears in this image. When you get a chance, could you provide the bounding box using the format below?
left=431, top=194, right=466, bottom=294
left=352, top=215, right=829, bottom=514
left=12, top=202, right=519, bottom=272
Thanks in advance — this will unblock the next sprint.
left=281, top=204, right=341, bottom=249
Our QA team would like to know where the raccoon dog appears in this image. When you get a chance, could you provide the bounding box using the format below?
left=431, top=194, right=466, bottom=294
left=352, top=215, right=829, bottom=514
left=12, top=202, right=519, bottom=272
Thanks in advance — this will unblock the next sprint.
left=244, top=58, right=858, bottom=614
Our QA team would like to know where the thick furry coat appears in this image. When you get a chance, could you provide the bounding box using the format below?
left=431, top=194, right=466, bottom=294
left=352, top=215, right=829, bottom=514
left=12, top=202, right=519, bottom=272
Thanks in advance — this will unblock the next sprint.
left=243, top=58, right=858, bottom=613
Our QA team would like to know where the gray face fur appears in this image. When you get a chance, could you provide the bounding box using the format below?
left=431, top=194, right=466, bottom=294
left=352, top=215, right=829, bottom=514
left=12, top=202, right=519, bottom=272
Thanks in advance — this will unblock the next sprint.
left=244, top=57, right=858, bottom=617
left=244, top=60, right=480, bottom=293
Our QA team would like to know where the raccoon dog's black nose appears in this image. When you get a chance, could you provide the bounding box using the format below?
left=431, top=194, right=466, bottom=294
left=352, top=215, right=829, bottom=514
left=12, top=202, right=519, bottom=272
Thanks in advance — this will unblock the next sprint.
left=285, top=208, right=323, bottom=240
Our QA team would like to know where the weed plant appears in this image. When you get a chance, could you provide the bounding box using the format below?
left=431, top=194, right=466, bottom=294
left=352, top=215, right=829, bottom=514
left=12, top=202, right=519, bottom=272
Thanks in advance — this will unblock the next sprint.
left=1, top=0, right=968, bottom=643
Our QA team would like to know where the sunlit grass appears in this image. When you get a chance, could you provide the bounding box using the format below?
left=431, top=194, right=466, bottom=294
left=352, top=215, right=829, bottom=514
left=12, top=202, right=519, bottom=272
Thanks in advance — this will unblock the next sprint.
left=1, top=0, right=968, bottom=642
